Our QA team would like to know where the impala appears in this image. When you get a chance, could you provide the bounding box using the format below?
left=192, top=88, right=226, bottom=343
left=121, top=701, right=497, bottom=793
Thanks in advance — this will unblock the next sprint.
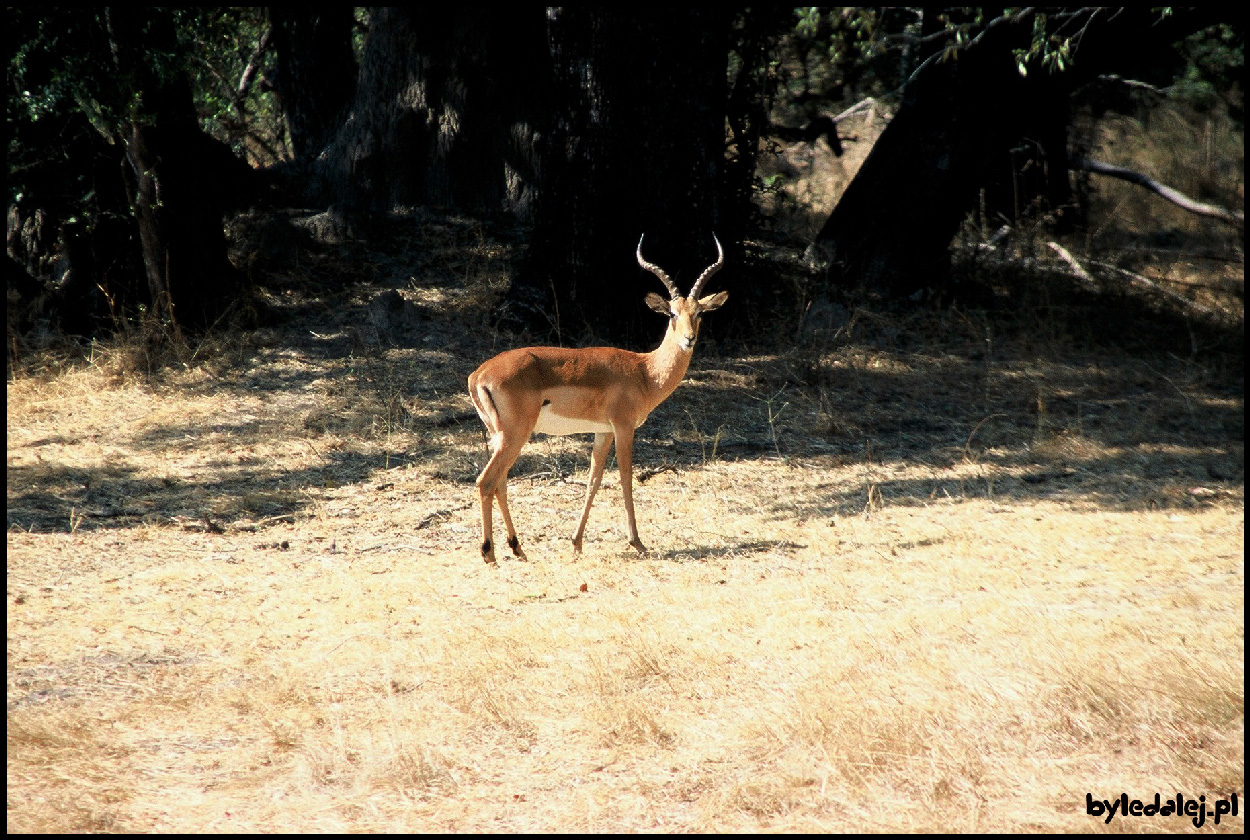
left=468, top=234, right=728, bottom=564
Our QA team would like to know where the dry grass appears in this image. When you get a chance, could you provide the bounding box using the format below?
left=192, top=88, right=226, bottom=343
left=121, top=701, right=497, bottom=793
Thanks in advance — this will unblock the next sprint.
left=8, top=208, right=1244, bottom=832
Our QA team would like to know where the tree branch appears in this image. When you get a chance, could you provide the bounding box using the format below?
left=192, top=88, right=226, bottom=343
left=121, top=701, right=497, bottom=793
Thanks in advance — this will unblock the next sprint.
left=1071, top=156, right=1244, bottom=228
left=236, top=25, right=272, bottom=105
left=1096, top=73, right=1170, bottom=95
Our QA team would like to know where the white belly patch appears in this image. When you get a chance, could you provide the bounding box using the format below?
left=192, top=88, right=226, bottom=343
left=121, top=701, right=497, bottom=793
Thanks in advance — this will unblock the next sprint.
left=533, top=405, right=614, bottom=436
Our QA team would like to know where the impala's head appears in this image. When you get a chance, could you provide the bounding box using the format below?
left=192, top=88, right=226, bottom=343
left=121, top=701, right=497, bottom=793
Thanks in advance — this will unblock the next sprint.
left=638, top=234, right=729, bottom=352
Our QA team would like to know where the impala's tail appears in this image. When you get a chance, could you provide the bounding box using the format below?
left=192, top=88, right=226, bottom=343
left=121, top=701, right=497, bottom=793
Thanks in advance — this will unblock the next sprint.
left=468, top=376, right=502, bottom=442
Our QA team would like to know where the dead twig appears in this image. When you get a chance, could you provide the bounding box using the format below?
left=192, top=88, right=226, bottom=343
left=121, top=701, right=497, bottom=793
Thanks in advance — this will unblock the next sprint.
left=637, top=464, right=678, bottom=483
left=1090, top=261, right=1218, bottom=318
left=416, top=502, right=472, bottom=530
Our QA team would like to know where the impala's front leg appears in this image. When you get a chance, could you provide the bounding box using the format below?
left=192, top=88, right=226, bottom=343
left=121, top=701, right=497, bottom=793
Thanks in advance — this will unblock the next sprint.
left=613, top=423, right=647, bottom=554
left=572, top=432, right=614, bottom=554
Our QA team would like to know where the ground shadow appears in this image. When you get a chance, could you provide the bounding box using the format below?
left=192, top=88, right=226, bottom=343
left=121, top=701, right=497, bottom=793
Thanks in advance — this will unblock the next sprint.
left=8, top=210, right=1242, bottom=534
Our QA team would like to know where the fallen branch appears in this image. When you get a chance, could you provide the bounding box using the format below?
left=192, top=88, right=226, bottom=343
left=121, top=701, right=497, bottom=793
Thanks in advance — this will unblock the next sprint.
left=834, top=97, right=877, bottom=123
left=1071, top=157, right=1244, bottom=228
left=1089, top=260, right=1218, bottom=317
left=1046, top=242, right=1100, bottom=291
left=1046, top=242, right=1221, bottom=317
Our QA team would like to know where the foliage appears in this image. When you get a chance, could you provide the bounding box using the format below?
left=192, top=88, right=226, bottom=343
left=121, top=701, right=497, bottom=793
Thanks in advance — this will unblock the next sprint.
left=787, top=7, right=900, bottom=103
left=7, top=6, right=1243, bottom=337
left=170, top=8, right=289, bottom=166
left=1174, top=22, right=1244, bottom=122
left=7, top=8, right=113, bottom=205
left=7, top=7, right=284, bottom=205
left=786, top=8, right=1235, bottom=100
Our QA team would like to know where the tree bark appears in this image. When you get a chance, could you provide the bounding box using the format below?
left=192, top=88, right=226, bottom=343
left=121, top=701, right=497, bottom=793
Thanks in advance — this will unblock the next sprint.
left=508, top=9, right=733, bottom=346
left=317, top=7, right=549, bottom=231
left=723, top=9, right=791, bottom=248
left=107, top=7, right=249, bottom=331
left=267, top=7, right=357, bottom=162
left=809, top=8, right=1217, bottom=301
left=810, top=14, right=1046, bottom=300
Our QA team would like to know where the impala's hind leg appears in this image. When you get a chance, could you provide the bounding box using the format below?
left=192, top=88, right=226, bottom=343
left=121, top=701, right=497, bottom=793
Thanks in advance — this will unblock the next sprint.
left=471, top=381, right=538, bottom=564
left=476, top=436, right=526, bottom=564
left=475, top=455, right=500, bottom=565
left=495, top=480, right=527, bottom=560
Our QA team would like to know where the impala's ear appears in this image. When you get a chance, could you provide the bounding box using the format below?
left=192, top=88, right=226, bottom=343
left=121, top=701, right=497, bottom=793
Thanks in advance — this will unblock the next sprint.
left=645, top=292, right=672, bottom=315
left=698, top=290, right=728, bottom=311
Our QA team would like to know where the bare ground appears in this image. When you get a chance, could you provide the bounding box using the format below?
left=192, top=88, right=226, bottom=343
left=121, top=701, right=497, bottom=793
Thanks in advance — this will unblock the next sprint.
left=7, top=212, right=1244, bottom=832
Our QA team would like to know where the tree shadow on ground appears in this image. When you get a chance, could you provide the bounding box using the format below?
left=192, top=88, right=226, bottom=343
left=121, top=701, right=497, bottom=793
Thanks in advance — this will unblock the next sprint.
left=5, top=446, right=388, bottom=534
left=7, top=210, right=1242, bottom=534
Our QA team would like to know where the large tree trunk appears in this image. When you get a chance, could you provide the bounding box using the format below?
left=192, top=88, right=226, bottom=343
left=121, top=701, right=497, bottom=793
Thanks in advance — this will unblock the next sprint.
left=106, top=8, right=248, bottom=332
left=267, top=8, right=357, bottom=162
left=810, top=8, right=1209, bottom=301
left=317, top=7, right=549, bottom=231
left=723, top=9, right=791, bottom=250
left=507, top=9, right=733, bottom=346
left=811, top=15, right=1049, bottom=300
left=7, top=97, right=142, bottom=337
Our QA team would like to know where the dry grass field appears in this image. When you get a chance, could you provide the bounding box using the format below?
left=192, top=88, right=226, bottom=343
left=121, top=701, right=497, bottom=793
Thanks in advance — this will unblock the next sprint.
left=8, top=209, right=1245, bottom=832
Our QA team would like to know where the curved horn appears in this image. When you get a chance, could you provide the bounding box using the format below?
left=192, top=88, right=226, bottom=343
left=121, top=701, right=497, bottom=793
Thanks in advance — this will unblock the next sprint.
left=689, top=233, right=724, bottom=299
left=636, top=234, right=681, bottom=299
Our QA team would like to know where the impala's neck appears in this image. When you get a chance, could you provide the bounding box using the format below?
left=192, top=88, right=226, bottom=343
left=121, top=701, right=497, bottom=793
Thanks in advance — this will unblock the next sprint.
left=644, top=326, right=695, bottom=403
